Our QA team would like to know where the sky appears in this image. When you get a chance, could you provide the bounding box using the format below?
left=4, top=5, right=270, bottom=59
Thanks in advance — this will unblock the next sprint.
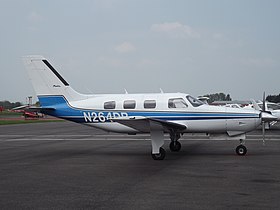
left=0, top=0, right=280, bottom=103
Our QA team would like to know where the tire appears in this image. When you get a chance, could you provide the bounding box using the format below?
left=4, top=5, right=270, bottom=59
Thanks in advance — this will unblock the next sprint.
left=151, top=147, right=166, bottom=160
left=236, top=145, right=247, bottom=156
left=169, top=141, right=181, bottom=152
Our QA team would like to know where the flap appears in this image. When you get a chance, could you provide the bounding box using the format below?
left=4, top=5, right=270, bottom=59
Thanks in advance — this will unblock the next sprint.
left=113, top=117, right=186, bottom=133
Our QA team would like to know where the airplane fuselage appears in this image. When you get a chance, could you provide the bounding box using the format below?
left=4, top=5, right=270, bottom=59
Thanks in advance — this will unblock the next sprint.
left=39, top=93, right=261, bottom=135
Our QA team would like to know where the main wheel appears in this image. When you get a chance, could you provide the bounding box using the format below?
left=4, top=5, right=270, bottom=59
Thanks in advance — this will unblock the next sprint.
left=236, top=145, right=247, bottom=156
left=151, top=147, right=166, bottom=160
left=169, top=141, right=181, bottom=152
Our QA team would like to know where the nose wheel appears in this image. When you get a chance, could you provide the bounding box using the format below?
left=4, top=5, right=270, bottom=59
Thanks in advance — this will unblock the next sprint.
left=236, top=145, right=247, bottom=156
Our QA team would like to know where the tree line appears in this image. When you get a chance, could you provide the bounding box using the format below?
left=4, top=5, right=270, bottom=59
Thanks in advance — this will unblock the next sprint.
left=266, top=94, right=280, bottom=103
left=0, top=101, right=22, bottom=110
left=202, top=93, right=232, bottom=103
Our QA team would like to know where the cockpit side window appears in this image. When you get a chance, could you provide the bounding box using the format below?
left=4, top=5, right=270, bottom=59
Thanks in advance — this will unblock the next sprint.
left=168, top=98, right=188, bottom=108
left=186, top=95, right=204, bottom=107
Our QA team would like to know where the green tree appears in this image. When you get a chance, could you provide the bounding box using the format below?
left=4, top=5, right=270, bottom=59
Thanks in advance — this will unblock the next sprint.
left=203, top=93, right=232, bottom=103
left=266, top=94, right=280, bottom=103
left=0, top=101, right=22, bottom=109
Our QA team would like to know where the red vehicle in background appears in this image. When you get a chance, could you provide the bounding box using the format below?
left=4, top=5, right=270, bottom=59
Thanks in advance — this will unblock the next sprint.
left=23, top=111, right=43, bottom=119
left=11, top=105, right=43, bottom=119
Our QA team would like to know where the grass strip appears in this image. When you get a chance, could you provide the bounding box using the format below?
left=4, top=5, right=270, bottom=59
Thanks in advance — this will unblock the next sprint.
left=0, top=119, right=64, bottom=125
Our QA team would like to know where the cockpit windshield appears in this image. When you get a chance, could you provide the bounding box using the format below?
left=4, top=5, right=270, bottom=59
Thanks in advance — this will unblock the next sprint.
left=186, top=95, right=204, bottom=107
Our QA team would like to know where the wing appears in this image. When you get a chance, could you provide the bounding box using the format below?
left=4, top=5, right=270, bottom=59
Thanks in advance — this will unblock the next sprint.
left=113, top=117, right=186, bottom=133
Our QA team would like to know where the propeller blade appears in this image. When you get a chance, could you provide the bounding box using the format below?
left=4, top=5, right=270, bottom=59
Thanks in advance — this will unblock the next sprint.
left=262, top=92, right=266, bottom=112
left=262, top=121, right=265, bottom=145
left=261, top=92, right=268, bottom=146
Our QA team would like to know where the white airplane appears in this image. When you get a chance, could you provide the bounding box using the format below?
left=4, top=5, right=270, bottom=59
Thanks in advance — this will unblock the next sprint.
left=22, top=55, right=277, bottom=160
left=224, top=104, right=242, bottom=109
left=244, top=101, right=280, bottom=121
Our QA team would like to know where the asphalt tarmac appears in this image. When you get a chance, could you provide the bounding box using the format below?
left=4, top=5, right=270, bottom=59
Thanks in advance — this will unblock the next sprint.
left=0, top=122, right=280, bottom=209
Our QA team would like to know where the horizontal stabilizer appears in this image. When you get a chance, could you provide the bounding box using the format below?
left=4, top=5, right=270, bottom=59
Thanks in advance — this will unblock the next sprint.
left=12, top=106, right=55, bottom=112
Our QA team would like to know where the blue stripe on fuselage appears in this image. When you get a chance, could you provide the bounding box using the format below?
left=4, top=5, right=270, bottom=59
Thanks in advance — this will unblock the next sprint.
left=38, top=95, right=259, bottom=123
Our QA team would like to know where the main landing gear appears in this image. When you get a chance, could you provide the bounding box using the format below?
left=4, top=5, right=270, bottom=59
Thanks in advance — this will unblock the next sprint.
left=235, top=140, right=247, bottom=156
left=150, top=128, right=182, bottom=160
left=151, top=147, right=166, bottom=160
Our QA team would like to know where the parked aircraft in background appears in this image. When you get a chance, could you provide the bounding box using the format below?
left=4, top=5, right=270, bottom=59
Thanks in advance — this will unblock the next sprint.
left=244, top=101, right=280, bottom=121
left=244, top=101, right=280, bottom=128
left=12, top=105, right=43, bottom=119
left=22, top=55, right=277, bottom=160
left=224, top=104, right=242, bottom=109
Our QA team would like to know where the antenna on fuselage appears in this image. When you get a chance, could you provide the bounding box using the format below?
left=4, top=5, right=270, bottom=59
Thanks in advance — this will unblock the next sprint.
left=85, top=86, right=94, bottom=94
left=124, top=89, right=128, bottom=94
left=159, top=88, right=164, bottom=93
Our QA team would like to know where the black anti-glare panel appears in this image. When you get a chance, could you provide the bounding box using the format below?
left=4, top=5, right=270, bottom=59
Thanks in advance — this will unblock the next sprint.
left=42, top=59, right=69, bottom=86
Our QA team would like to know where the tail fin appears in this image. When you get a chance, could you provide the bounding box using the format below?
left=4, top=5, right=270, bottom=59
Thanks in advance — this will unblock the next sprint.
left=22, top=55, right=87, bottom=104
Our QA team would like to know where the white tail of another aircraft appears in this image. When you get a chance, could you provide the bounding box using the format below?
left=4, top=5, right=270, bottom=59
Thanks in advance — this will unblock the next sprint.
left=22, top=55, right=87, bottom=103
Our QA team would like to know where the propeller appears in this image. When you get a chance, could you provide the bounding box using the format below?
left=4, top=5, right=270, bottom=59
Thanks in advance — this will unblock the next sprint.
left=251, top=92, right=277, bottom=145
left=262, top=92, right=266, bottom=145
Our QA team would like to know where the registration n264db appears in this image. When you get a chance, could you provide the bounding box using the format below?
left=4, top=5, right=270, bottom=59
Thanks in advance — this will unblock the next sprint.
left=83, top=112, right=128, bottom=123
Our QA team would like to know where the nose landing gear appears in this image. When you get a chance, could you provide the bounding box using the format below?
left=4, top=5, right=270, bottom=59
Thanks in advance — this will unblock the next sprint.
left=236, top=139, right=247, bottom=156
left=236, top=145, right=247, bottom=156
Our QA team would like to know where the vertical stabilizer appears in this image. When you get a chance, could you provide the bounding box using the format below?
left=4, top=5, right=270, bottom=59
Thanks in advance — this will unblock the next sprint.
left=22, top=55, right=87, bottom=103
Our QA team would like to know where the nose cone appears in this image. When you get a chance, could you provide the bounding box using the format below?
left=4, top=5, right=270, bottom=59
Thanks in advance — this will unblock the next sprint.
left=261, top=112, right=278, bottom=122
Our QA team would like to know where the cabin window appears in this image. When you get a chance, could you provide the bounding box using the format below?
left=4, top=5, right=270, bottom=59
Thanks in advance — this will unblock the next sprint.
left=168, top=98, right=188, bottom=108
left=104, top=101, right=116, bottom=109
left=124, top=100, right=136, bottom=109
left=144, top=100, right=156, bottom=109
